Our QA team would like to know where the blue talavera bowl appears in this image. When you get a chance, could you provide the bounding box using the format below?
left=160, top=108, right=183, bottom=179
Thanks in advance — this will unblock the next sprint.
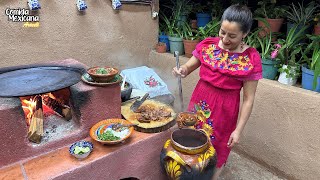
left=69, top=141, right=93, bottom=159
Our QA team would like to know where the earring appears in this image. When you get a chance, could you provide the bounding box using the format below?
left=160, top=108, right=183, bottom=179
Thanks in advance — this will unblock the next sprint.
left=240, top=39, right=245, bottom=50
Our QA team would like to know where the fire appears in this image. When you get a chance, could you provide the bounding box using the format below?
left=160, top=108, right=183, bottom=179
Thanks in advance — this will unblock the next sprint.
left=20, top=93, right=57, bottom=125
left=21, top=97, right=37, bottom=125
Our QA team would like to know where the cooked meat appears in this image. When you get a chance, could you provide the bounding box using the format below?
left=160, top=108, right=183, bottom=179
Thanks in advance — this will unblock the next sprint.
left=136, top=105, right=171, bottom=123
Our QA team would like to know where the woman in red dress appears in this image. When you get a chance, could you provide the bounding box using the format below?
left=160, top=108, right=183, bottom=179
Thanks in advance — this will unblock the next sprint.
left=173, top=5, right=262, bottom=180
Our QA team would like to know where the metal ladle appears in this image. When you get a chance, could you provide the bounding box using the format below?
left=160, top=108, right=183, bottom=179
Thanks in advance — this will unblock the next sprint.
left=174, top=51, right=184, bottom=112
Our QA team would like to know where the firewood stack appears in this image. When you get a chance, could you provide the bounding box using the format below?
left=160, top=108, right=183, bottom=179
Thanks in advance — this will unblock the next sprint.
left=27, top=95, right=44, bottom=144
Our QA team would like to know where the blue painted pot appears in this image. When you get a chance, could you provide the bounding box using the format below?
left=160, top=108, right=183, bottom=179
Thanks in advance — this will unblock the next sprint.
left=301, top=65, right=320, bottom=92
left=196, top=13, right=211, bottom=28
left=159, top=34, right=170, bottom=52
left=262, top=59, right=279, bottom=80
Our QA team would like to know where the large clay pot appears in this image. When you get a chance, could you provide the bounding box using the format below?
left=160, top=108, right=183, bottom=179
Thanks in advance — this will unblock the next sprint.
left=183, top=39, right=200, bottom=58
left=160, top=128, right=217, bottom=180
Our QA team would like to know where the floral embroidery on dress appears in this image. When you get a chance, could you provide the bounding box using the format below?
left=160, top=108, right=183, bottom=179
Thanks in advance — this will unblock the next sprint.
left=193, top=100, right=215, bottom=140
left=144, top=75, right=162, bottom=87
left=201, top=44, right=253, bottom=72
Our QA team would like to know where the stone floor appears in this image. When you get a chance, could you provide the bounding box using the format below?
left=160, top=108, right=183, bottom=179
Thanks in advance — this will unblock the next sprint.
left=220, top=151, right=286, bottom=180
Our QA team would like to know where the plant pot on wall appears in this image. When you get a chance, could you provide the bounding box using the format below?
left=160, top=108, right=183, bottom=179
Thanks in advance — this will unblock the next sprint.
left=278, top=65, right=298, bottom=86
left=258, top=18, right=284, bottom=39
left=262, top=59, right=280, bottom=80
left=168, top=36, right=184, bottom=55
left=156, top=42, right=167, bottom=53
left=183, top=39, right=200, bottom=58
left=196, top=13, right=211, bottom=28
left=301, top=65, right=320, bottom=92
left=314, top=25, right=320, bottom=35
left=258, top=18, right=284, bottom=33
left=159, top=34, right=170, bottom=52
left=191, top=20, right=197, bottom=29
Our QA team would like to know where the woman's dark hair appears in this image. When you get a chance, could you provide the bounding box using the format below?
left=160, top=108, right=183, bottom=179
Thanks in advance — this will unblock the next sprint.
left=221, top=4, right=252, bottom=34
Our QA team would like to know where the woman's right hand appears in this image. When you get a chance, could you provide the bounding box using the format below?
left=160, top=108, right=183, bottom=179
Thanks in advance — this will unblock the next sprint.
left=172, top=65, right=188, bottom=78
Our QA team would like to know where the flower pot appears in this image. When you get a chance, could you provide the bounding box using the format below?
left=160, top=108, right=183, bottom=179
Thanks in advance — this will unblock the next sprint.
left=286, top=22, right=310, bottom=43
left=258, top=18, right=284, bottom=40
left=314, top=25, right=320, bottom=35
left=278, top=65, right=298, bottom=86
left=196, top=13, right=211, bottom=28
left=262, top=58, right=279, bottom=80
left=156, top=43, right=167, bottom=53
left=191, top=20, right=197, bottom=29
left=160, top=128, right=217, bottom=180
left=301, top=65, right=320, bottom=92
left=183, top=39, right=200, bottom=58
left=159, top=34, right=170, bottom=52
left=168, top=36, right=184, bottom=55
left=258, top=18, right=284, bottom=33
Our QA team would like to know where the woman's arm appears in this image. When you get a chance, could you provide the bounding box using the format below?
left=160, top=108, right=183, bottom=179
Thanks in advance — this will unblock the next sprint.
left=227, top=80, right=259, bottom=148
left=172, top=56, right=201, bottom=78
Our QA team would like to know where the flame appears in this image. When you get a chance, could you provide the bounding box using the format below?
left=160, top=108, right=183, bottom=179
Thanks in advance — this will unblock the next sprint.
left=20, top=92, right=58, bottom=125
left=21, top=97, right=37, bottom=125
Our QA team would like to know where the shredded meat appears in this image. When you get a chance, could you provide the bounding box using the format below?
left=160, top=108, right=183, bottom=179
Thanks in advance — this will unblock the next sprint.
left=136, top=105, right=171, bottom=123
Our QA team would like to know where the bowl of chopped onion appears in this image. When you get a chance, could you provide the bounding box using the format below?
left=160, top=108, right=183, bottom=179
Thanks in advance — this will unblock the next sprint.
left=89, top=118, right=134, bottom=145
left=87, top=66, right=119, bottom=82
left=69, top=140, right=93, bottom=159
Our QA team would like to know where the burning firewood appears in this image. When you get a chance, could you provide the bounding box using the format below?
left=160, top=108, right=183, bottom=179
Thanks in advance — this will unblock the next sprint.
left=27, top=95, right=43, bottom=144
left=42, top=95, right=72, bottom=120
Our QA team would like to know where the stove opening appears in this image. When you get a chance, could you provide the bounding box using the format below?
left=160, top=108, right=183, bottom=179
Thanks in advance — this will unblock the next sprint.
left=20, top=88, right=77, bottom=144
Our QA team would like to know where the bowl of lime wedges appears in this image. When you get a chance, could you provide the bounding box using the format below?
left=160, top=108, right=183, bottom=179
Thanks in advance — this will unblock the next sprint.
left=69, top=141, right=93, bottom=159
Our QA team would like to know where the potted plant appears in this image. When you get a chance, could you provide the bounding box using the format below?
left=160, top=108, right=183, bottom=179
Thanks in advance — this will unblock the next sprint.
left=161, top=13, right=184, bottom=54
left=193, top=1, right=216, bottom=28
left=285, top=1, right=319, bottom=36
left=156, top=42, right=167, bottom=53
left=255, top=29, right=281, bottom=80
left=181, top=22, right=200, bottom=58
left=197, top=19, right=220, bottom=40
left=314, top=13, right=320, bottom=35
left=162, top=0, right=192, bottom=28
left=254, top=0, right=287, bottom=35
left=276, top=25, right=307, bottom=86
left=301, top=34, right=320, bottom=92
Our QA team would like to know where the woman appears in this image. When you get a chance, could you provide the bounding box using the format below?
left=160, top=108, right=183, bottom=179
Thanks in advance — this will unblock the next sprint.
left=172, top=4, right=262, bottom=180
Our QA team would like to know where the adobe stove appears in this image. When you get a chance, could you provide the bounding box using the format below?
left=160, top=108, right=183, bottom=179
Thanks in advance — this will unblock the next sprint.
left=0, top=59, right=121, bottom=168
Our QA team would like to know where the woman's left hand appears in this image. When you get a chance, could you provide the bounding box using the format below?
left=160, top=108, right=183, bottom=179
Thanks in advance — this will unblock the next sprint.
left=227, top=130, right=241, bottom=148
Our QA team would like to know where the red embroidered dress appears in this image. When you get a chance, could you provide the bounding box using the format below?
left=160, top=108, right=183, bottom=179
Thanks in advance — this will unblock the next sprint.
left=189, top=37, right=262, bottom=168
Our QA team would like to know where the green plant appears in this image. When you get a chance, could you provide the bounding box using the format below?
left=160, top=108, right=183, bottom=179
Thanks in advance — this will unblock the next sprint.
left=286, top=1, right=319, bottom=25
left=301, top=34, right=320, bottom=89
left=197, top=18, right=220, bottom=40
left=256, top=29, right=273, bottom=59
left=181, top=22, right=200, bottom=40
left=160, top=12, right=183, bottom=38
left=192, top=0, right=223, bottom=17
left=276, top=25, right=308, bottom=78
left=244, top=28, right=260, bottom=49
left=254, top=0, right=287, bottom=19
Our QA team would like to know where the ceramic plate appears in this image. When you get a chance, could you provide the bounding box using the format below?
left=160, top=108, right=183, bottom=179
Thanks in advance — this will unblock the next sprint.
left=89, top=119, right=134, bottom=145
left=81, top=73, right=122, bottom=86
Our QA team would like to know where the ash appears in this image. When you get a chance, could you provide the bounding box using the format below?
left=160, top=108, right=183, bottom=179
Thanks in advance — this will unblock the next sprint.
left=32, top=113, right=78, bottom=146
